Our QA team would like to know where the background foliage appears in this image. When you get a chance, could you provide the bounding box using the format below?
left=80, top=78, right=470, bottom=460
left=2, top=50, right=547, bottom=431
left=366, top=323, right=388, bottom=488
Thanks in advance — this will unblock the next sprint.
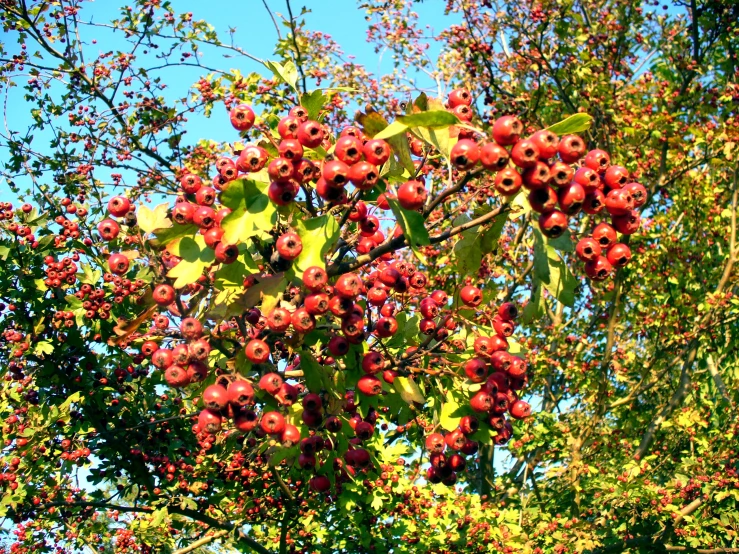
left=0, top=0, right=738, bottom=553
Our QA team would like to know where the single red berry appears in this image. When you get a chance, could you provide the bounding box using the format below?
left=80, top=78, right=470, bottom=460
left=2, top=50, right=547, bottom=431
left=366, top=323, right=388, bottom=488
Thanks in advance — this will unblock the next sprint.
left=529, top=129, right=559, bottom=160
left=448, top=87, right=472, bottom=107
left=97, top=219, right=120, bottom=241
left=245, top=339, right=270, bottom=364
left=108, top=253, right=129, bottom=275
left=576, top=237, right=602, bottom=262
left=585, top=256, right=613, bottom=281
left=492, top=115, right=523, bottom=146
left=276, top=232, right=303, bottom=260
left=363, top=139, right=391, bottom=165
left=479, top=142, right=510, bottom=172
left=538, top=210, right=568, bottom=238
left=558, top=135, right=586, bottom=163
left=527, top=186, right=558, bottom=214
left=607, top=243, right=632, bottom=268
left=450, top=139, right=480, bottom=170
left=107, top=196, right=130, bottom=218
left=460, top=285, right=482, bottom=307
left=511, top=139, right=541, bottom=168
left=397, top=180, right=427, bottom=211
left=612, top=210, right=641, bottom=235
left=296, top=120, right=324, bottom=148
left=592, top=222, right=618, bottom=249
left=494, top=168, right=523, bottom=196
left=229, top=104, right=255, bottom=131
left=152, top=284, right=175, bottom=306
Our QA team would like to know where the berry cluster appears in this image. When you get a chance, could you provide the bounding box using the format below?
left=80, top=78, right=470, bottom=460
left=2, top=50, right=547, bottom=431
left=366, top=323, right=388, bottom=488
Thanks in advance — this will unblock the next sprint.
left=103, top=89, right=650, bottom=492
left=42, top=255, right=78, bottom=289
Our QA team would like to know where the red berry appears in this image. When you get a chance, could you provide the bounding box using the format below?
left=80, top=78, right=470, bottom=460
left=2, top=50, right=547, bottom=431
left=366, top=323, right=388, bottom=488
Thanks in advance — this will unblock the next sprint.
left=334, top=135, right=364, bottom=165
left=480, top=142, right=510, bottom=172
left=348, top=161, right=379, bottom=190
left=459, top=285, right=482, bottom=307
left=527, top=186, right=558, bottom=214
left=245, top=339, right=270, bottom=364
left=607, top=243, right=632, bottom=268
left=202, top=384, right=228, bottom=411
left=260, top=411, right=286, bottom=435
left=227, top=380, right=255, bottom=408
left=584, top=256, right=613, bottom=281
left=592, top=222, right=618, bottom=249
left=296, top=120, right=324, bottom=148
left=363, top=139, right=391, bottom=165
left=584, top=149, right=610, bottom=172
left=612, top=210, right=641, bottom=235
left=229, top=104, right=255, bottom=131
left=450, top=139, right=480, bottom=170
left=448, top=88, right=472, bottom=107
left=152, top=284, right=175, bottom=306
left=529, top=129, right=559, bottom=160
left=107, top=196, right=130, bottom=218
left=97, top=219, right=120, bottom=241
left=558, top=135, right=586, bottom=163
left=322, top=159, right=350, bottom=187
left=259, top=373, right=283, bottom=395
left=357, top=374, right=383, bottom=396
left=464, top=358, right=488, bottom=382
left=494, top=168, right=523, bottom=196
left=198, top=409, right=223, bottom=434
left=108, top=253, right=129, bottom=275
left=302, top=265, right=327, bottom=291
left=538, top=210, right=568, bottom=238
left=492, top=115, right=523, bottom=146
left=576, top=237, right=602, bottom=262
left=276, top=232, right=303, bottom=260
left=397, top=180, right=427, bottom=211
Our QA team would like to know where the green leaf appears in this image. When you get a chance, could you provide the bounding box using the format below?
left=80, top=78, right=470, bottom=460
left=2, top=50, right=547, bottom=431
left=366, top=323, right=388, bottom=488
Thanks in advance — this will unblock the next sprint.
left=80, top=264, right=101, bottom=285
left=453, top=213, right=507, bottom=276
left=533, top=229, right=551, bottom=283
left=547, top=232, right=575, bottom=252
left=522, top=284, right=544, bottom=324
left=300, top=351, right=331, bottom=393
left=533, top=229, right=577, bottom=307
left=241, top=272, right=287, bottom=316
left=0, top=245, right=10, bottom=261
left=507, top=191, right=531, bottom=220
left=264, top=59, right=299, bottom=93
left=152, top=223, right=199, bottom=247
left=220, top=179, right=276, bottom=245
left=373, top=120, right=410, bottom=140
left=150, top=507, right=168, bottom=527
left=33, top=340, right=54, bottom=356
left=387, top=198, right=429, bottom=263
left=166, top=234, right=215, bottom=289
left=137, top=203, right=171, bottom=234
left=413, top=126, right=457, bottom=160
left=547, top=113, right=593, bottom=135
left=397, top=110, right=459, bottom=129
left=356, top=109, right=389, bottom=138
left=386, top=133, right=415, bottom=174
left=412, top=92, right=429, bottom=112
left=293, top=215, right=340, bottom=279
left=213, top=251, right=259, bottom=307
left=301, top=89, right=327, bottom=120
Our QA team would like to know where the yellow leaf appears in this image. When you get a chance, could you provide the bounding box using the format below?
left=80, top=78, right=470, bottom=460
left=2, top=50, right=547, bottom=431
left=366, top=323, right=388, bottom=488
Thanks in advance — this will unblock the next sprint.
left=393, top=376, right=425, bottom=405
left=137, top=203, right=172, bottom=234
